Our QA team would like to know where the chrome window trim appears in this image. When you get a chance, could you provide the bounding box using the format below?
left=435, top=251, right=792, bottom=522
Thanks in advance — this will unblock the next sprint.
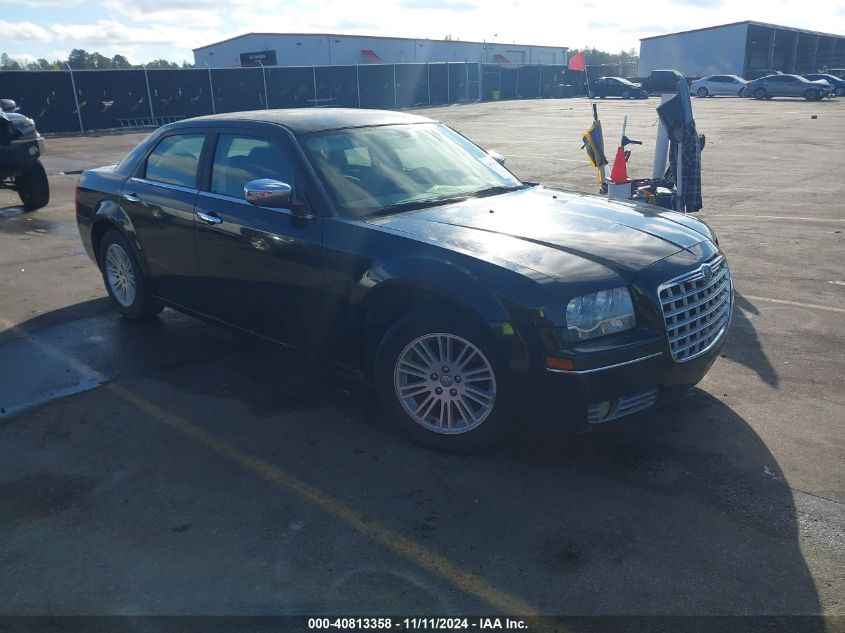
left=545, top=351, right=663, bottom=374
left=129, top=177, right=198, bottom=195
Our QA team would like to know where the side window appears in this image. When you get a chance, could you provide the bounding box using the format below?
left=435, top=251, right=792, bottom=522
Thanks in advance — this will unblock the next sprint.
left=145, top=134, right=204, bottom=188
left=210, top=135, right=295, bottom=201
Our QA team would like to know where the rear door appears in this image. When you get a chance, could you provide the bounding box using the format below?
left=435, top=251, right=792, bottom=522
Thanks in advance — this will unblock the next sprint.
left=193, top=130, right=324, bottom=347
left=120, top=131, right=208, bottom=303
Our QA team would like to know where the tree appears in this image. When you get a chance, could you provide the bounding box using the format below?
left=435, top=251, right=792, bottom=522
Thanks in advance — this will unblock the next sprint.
left=112, top=55, right=132, bottom=69
left=90, top=52, right=114, bottom=69
left=67, top=48, right=91, bottom=69
left=1, top=53, right=22, bottom=70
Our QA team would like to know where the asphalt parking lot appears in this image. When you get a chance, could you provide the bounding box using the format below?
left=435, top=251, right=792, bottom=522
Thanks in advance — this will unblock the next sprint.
left=1, top=96, right=843, bottom=625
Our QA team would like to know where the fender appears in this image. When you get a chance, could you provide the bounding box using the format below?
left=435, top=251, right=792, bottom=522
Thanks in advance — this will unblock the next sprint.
left=92, top=199, right=152, bottom=278
left=354, top=254, right=542, bottom=325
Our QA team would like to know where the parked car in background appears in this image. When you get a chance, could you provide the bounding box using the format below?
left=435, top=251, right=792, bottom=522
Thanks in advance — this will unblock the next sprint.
left=745, top=74, right=831, bottom=100
left=74, top=109, right=731, bottom=451
left=744, top=69, right=782, bottom=81
left=690, top=75, right=748, bottom=97
left=641, top=69, right=686, bottom=94
left=590, top=77, right=648, bottom=99
left=825, top=68, right=845, bottom=79
left=803, top=73, right=845, bottom=96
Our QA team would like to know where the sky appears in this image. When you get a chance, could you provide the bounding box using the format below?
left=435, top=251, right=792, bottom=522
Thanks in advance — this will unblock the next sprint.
left=1, top=0, right=844, bottom=65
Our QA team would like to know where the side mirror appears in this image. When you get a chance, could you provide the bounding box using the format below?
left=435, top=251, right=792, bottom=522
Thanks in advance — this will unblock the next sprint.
left=244, top=178, right=292, bottom=208
left=488, top=150, right=506, bottom=166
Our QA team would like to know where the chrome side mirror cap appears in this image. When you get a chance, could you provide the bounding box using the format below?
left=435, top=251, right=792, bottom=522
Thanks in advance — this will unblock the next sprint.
left=244, top=178, right=292, bottom=208
left=488, top=150, right=506, bottom=166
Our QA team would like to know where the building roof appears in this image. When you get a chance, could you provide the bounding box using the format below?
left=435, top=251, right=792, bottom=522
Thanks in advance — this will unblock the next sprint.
left=640, top=21, right=845, bottom=42
left=194, top=32, right=569, bottom=52
left=185, top=108, right=434, bottom=134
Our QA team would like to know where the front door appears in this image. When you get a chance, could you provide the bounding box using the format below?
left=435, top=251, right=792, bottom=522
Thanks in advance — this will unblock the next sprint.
left=193, top=132, right=324, bottom=348
left=120, top=132, right=206, bottom=303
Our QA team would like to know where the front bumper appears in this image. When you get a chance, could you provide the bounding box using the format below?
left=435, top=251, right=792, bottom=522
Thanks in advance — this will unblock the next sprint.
left=494, top=246, right=732, bottom=432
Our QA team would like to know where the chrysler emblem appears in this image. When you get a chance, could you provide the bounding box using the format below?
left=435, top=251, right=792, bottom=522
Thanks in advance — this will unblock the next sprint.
left=701, top=264, right=713, bottom=280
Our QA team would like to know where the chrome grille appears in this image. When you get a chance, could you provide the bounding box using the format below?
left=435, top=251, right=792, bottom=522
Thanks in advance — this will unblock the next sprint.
left=659, top=256, right=732, bottom=362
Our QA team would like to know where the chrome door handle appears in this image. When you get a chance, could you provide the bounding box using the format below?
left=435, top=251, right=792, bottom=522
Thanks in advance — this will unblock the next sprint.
left=196, top=210, right=222, bottom=225
left=121, top=193, right=141, bottom=203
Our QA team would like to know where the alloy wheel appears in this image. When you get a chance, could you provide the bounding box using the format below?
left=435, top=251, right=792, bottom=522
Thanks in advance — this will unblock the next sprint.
left=394, top=333, right=497, bottom=435
left=105, top=243, right=137, bottom=307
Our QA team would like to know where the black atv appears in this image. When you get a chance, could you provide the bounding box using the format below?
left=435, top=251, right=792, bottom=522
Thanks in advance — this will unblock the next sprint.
left=1, top=99, right=50, bottom=211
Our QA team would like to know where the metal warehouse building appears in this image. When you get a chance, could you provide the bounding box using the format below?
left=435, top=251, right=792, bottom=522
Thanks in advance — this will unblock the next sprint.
left=638, top=21, right=845, bottom=77
left=193, top=33, right=568, bottom=68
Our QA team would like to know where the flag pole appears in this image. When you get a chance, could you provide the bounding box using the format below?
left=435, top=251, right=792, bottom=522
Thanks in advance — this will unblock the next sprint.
left=585, top=65, right=593, bottom=100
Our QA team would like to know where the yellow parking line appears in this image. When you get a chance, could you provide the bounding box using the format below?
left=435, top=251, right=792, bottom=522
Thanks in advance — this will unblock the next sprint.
left=107, top=382, right=549, bottom=620
left=0, top=314, right=560, bottom=627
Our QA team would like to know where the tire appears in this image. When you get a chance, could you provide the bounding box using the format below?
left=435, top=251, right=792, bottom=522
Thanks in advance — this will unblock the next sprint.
left=753, top=88, right=766, bottom=100
left=622, top=90, right=631, bottom=99
left=836, top=87, right=845, bottom=97
left=98, top=230, right=163, bottom=320
left=804, top=89, right=818, bottom=101
left=15, top=161, right=49, bottom=210
left=697, top=87, right=708, bottom=97
left=374, top=312, right=510, bottom=451
left=738, top=87, right=746, bottom=97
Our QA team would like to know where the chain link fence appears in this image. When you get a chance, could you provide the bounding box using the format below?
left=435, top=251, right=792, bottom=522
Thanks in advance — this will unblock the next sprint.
left=0, top=62, right=582, bottom=134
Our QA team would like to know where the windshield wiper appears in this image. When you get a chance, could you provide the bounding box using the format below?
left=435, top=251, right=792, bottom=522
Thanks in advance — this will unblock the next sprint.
left=367, top=195, right=470, bottom=217
left=465, top=183, right=530, bottom=198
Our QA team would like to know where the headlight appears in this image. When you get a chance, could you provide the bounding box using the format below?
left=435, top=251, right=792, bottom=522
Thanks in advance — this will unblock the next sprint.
left=566, top=287, right=635, bottom=341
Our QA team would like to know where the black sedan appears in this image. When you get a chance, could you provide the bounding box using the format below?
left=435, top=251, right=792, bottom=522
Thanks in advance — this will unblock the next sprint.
left=590, top=77, right=648, bottom=99
left=75, top=109, right=732, bottom=450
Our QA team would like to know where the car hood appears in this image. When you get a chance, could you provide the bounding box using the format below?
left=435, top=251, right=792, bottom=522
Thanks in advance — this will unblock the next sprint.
left=364, top=186, right=713, bottom=282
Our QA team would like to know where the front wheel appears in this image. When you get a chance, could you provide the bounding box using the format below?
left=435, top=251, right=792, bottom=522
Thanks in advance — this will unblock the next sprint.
left=753, top=88, right=766, bottom=100
left=836, top=87, right=845, bottom=97
left=622, top=90, right=631, bottom=99
left=15, top=161, right=49, bottom=210
left=99, top=230, right=163, bottom=319
left=375, top=313, right=510, bottom=451
left=804, top=89, right=819, bottom=101
left=697, top=87, right=708, bottom=97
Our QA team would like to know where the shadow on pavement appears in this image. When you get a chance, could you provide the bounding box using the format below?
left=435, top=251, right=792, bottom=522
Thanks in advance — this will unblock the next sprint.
left=0, top=302, right=823, bottom=622
left=722, top=290, right=779, bottom=388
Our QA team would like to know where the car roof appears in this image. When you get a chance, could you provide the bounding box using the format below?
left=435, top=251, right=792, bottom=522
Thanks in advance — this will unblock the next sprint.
left=184, top=108, right=434, bottom=134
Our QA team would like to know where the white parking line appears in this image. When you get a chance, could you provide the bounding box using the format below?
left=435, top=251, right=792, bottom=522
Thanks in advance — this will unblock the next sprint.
left=713, top=214, right=845, bottom=223
left=743, top=296, right=845, bottom=314
left=506, top=154, right=584, bottom=163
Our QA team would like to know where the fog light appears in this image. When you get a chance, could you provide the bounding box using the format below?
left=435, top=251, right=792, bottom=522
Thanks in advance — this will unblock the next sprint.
left=28, top=146, right=38, bottom=156
left=587, top=400, right=614, bottom=424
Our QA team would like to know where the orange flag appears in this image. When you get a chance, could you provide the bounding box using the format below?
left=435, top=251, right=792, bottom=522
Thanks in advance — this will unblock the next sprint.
left=568, top=51, right=586, bottom=71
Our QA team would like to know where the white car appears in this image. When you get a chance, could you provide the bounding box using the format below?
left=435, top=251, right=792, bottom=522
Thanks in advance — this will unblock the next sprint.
left=691, top=75, right=747, bottom=97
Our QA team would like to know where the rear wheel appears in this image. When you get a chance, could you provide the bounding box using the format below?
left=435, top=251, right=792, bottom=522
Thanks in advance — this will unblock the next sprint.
left=375, top=312, right=510, bottom=451
left=99, top=230, right=163, bottom=319
left=804, top=89, right=819, bottom=101
left=15, top=161, right=49, bottom=210
left=697, top=87, right=708, bottom=97
left=753, top=88, right=766, bottom=100
left=622, top=90, right=631, bottom=99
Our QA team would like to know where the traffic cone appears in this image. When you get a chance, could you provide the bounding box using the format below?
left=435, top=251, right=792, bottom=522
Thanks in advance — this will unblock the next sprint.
left=609, top=146, right=630, bottom=183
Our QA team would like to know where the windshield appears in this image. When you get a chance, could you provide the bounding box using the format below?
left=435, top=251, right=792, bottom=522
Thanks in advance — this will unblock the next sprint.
left=302, top=123, right=523, bottom=217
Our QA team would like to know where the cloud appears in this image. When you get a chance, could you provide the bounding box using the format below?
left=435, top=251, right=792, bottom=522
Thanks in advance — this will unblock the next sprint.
left=399, top=0, right=478, bottom=10
left=0, top=20, right=53, bottom=42
left=671, top=0, right=724, bottom=6
left=588, top=21, right=619, bottom=30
